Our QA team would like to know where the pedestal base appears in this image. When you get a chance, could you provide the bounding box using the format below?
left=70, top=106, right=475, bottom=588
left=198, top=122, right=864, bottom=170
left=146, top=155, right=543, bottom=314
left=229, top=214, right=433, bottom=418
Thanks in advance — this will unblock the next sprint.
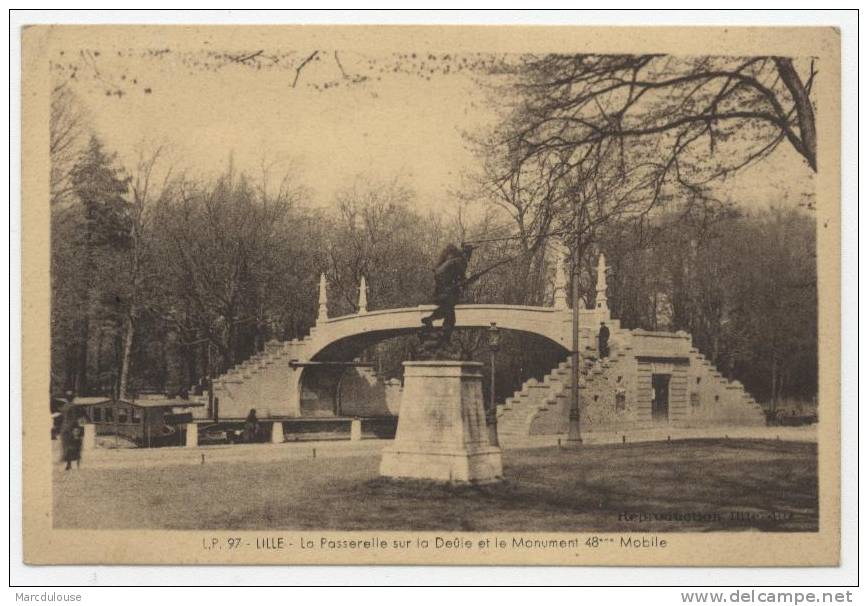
left=379, top=361, right=503, bottom=484
left=380, top=444, right=503, bottom=484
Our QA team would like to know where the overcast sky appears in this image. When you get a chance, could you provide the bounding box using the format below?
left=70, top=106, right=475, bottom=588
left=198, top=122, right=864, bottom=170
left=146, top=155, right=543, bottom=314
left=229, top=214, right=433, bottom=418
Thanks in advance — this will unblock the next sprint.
left=55, top=46, right=815, bottom=214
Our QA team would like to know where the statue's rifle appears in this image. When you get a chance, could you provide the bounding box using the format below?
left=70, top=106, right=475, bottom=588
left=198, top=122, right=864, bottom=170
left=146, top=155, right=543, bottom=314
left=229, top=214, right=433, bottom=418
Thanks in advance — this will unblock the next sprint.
left=461, top=228, right=566, bottom=287
left=460, top=252, right=524, bottom=288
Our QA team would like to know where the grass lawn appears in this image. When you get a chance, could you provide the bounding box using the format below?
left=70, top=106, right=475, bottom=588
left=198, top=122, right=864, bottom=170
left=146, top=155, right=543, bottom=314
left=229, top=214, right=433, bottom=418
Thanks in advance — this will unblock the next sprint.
left=53, top=438, right=817, bottom=532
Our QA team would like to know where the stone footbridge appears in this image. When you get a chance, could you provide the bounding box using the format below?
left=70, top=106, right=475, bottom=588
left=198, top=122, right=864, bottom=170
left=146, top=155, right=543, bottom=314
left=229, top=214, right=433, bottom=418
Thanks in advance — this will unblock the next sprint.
left=210, top=257, right=763, bottom=433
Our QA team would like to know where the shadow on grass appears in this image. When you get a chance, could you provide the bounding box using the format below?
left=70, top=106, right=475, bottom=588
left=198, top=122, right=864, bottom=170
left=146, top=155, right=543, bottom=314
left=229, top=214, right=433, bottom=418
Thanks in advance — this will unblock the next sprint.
left=53, top=438, right=817, bottom=532
left=353, top=439, right=817, bottom=532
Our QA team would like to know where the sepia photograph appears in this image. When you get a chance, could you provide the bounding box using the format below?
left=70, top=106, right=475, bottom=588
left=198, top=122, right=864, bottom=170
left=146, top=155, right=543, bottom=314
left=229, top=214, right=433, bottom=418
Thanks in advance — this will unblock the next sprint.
left=18, top=21, right=842, bottom=568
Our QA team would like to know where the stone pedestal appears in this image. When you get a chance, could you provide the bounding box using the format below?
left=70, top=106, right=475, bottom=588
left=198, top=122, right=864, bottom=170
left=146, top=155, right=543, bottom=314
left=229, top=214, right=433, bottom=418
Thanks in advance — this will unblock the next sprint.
left=271, top=421, right=285, bottom=444
left=82, top=423, right=97, bottom=451
left=380, top=361, right=503, bottom=484
left=185, top=423, right=198, bottom=448
left=350, top=419, right=362, bottom=441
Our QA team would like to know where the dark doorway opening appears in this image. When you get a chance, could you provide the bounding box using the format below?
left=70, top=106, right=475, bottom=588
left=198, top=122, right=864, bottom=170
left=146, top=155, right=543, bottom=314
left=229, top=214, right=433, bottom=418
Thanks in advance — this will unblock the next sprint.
left=651, top=374, right=670, bottom=422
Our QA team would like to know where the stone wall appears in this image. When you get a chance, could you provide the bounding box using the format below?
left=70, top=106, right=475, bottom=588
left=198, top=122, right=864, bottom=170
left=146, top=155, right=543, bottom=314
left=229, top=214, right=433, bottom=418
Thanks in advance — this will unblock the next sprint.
left=213, top=339, right=307, bottom=419
left=384, top=379, right=403, bottom=416
left=498, top=324, right=765, bottom=443
left=339, top=367, right=392, bottom=417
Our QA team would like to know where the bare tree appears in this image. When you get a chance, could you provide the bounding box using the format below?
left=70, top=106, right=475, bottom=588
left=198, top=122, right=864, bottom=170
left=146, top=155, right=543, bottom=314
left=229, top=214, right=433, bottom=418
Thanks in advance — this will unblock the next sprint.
left=153, top=166, right=306, bottom=374
left=324, top=177, right=443, bottom=315
left=50, top=84, right=89, bottom=205
left=117, top=144, right=173, bottom=399
left=469, top=53, right=818, bottom=314
left=488, top=54, right=817, bottom=197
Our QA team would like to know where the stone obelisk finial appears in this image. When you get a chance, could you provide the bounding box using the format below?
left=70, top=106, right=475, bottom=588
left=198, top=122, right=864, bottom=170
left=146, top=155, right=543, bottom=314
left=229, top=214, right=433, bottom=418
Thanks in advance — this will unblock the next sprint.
left=317, top=273, right=329, bottom=323
left=595, top=253, right=609, bottom=311
left=358, top=275, right=368, bottom=314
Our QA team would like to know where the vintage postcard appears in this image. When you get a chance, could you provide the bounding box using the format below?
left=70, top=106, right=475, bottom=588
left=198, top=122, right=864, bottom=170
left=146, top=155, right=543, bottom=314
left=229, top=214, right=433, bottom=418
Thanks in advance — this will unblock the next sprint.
left=21, top=23, right=841, bottom=566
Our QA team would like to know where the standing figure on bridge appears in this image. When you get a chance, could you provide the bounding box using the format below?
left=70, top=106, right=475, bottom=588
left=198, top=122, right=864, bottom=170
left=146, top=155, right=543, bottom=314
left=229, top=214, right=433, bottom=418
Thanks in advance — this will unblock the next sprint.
left=421, top=243, right=474, bottom=344
left=598, top=321, right=610, bottom=360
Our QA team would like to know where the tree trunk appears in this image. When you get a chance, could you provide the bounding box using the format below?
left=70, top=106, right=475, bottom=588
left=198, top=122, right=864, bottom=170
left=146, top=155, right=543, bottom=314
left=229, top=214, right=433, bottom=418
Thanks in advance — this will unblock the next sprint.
left=119, top=222, right=141, bottom=401
left=774, top=58, right=817, bottom=171
left=778, top=371, right=786, bottom=407
left=74, top=315, right=89, bottom=396
left=770, top=355, right=778, bottom=414
left=118, top=313, right=134, bottom=400
left=158, top=333, right=167, bottom=393
left=711, top=334, right=720, bottom=367
left=94, top=328, right=103, bottom=392
left=64, top=345, right=77, bottom=394
left=183, top=340, right=197, bottom=388
left=75, top=223, right=96, bottom=397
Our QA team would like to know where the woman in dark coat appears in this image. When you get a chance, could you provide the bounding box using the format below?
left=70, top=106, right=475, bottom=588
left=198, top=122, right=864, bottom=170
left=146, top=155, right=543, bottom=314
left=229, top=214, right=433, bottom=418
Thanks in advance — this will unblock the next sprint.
left=59, top=406, right=85, bottom=470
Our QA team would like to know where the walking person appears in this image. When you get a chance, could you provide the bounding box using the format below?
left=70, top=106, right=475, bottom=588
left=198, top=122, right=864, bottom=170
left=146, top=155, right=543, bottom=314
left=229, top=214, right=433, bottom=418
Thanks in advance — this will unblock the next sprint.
left=59, top=407, right=85, bottom=471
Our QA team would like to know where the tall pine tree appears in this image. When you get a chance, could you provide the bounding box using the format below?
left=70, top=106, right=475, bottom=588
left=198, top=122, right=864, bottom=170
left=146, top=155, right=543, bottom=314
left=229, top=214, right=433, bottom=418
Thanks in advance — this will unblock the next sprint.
left=54, top=136, right=130, bottom=396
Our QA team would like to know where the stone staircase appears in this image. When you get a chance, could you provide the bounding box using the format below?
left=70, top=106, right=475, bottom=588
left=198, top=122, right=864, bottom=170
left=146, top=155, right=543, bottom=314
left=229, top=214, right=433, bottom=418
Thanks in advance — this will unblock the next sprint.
left=496, top=359, right=572, bottom=437
left=497, top=343, right=633, bottom=438
left=212, top=327, right=325, bottom=418
left=497, top=330, right=765, bottom=441
left=683, top=348, right=766, bottom=426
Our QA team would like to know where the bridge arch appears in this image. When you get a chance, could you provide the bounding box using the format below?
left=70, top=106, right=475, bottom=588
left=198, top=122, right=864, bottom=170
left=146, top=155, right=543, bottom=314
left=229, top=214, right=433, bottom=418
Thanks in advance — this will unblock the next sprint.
left=305, top=304, right=573, bottom=362
left=294, top=304, right=574, bottom=418
left=212, top=303, right=608, bottom=419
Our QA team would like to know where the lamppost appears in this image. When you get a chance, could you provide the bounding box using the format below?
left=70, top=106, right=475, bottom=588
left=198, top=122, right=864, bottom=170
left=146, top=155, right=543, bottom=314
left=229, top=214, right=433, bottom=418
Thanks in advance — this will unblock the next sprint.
left=486, top=322, right=501, bottom=447
left=565, top=238, right=583, bottom=448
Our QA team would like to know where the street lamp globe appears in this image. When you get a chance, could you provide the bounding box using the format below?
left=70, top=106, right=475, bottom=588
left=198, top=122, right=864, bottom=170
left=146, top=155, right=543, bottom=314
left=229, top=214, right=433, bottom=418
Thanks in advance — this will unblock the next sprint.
left=487, top=321, right=500, bottom=352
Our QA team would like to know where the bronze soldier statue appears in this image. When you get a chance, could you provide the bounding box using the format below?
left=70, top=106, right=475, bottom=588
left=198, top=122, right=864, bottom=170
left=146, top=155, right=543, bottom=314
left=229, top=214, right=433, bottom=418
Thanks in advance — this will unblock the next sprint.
left=421, top=243, right=474, bottom=345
